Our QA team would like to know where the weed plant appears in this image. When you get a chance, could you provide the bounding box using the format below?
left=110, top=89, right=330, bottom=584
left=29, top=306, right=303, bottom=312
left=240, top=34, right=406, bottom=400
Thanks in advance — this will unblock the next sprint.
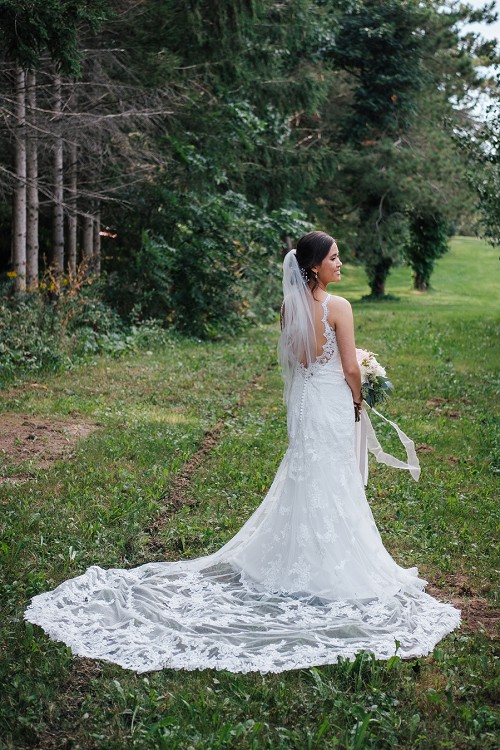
left=0, top=272, right=172, bottom=388
left=0, top=238, right=498, bottom=749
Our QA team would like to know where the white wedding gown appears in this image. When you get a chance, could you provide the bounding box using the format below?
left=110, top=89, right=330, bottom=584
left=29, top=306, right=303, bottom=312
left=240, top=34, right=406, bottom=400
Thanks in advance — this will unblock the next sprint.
left=25, top=295, right=460, bottom=673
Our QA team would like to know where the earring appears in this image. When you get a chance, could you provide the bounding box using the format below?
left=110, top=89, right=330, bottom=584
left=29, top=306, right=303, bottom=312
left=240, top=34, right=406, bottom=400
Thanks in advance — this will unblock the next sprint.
left=314, top=271, right=318, bottom=282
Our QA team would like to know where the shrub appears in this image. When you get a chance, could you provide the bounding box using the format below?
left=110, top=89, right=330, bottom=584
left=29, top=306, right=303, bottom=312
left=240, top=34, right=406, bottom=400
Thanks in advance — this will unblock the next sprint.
left=107, top=190, right=311, bottom=338
left=0, top=289, right=68, bottom=386
left=0, top=269, right=169, bottom=388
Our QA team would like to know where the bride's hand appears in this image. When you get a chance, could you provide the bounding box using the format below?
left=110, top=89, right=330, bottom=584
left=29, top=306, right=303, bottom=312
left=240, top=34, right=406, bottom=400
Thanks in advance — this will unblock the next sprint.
left=354, top=401, right=362, bottom=422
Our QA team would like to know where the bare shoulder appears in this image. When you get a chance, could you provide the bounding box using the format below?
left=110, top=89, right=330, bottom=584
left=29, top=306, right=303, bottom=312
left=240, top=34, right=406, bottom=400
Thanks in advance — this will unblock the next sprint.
left=327, top=294, right=352, bottom=315
left=327, top=294, right=351, bottom=309
left=325, top=294, right=353, bottom=329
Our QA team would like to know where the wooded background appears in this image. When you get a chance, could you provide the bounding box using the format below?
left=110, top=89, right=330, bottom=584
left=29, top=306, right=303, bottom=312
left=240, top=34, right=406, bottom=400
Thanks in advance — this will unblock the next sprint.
left=0, top=0, right=498, bottom=344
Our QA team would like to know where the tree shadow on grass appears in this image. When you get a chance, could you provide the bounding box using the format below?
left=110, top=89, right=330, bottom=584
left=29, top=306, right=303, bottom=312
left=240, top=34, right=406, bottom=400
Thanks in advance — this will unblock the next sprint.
left=359, top=293, right=401, bottom=302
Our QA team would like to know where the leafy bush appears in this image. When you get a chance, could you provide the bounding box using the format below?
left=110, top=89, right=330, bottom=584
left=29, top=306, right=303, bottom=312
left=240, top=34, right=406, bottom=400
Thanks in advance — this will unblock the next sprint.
left=107, top=190, right=311, bottom=338
left=104, top=233, right=174, bottom=324
left=0, top=291, right=69, bottom=385
left=0, top=271, right=170, bottom=388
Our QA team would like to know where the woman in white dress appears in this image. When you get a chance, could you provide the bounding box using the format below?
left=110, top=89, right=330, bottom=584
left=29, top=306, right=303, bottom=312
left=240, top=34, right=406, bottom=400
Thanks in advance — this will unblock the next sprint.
left=25, top=231, right=460, bottom=674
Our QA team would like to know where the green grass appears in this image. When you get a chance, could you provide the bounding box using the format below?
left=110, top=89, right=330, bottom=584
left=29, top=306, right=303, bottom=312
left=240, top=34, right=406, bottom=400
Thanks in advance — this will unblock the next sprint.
left=0, top=237, right=498, bottom=749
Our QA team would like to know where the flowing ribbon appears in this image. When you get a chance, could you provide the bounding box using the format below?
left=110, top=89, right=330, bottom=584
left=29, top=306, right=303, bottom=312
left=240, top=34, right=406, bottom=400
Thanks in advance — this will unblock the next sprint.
left=355, top=405, right=421, bottom=486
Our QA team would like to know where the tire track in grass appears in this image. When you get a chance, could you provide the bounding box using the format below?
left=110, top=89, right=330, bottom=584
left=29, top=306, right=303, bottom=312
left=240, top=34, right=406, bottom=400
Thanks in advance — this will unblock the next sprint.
left=146, top=362, right=277, bottom=550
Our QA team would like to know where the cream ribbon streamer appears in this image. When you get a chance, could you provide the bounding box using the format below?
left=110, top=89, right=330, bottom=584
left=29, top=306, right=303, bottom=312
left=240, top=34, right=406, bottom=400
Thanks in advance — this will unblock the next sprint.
left=355, top=405, right=421, bottom=486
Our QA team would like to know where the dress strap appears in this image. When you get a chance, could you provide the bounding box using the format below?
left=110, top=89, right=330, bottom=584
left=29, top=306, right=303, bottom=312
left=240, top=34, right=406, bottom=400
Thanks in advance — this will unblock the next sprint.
left=320, top=294, right=332, bottom=335
left=320, top=294, right=331, bottom=323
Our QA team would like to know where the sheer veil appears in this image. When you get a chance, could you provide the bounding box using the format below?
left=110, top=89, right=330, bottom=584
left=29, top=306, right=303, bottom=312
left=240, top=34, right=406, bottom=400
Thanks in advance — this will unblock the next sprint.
left=278, top=249, right=316, bottom=405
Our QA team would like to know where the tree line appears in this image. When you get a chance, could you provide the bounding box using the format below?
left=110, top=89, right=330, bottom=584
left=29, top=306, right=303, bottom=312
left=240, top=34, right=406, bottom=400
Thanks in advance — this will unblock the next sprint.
left=0, top=0, right=498, bottom=334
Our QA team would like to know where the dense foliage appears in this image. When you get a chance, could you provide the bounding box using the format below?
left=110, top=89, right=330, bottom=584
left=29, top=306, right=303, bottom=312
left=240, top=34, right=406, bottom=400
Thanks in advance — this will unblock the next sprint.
left=106, top=191, right=311, bottom=337
left=460, top=94, right=500, bottom=245
left=0, top=0, right=498, bottom=363
left=0, top=272, right=171, bottom=387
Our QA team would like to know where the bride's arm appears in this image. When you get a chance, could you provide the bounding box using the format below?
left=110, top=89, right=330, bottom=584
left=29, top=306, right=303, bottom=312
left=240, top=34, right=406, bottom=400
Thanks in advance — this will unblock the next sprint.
left=330, top=297, right=362, bottom=403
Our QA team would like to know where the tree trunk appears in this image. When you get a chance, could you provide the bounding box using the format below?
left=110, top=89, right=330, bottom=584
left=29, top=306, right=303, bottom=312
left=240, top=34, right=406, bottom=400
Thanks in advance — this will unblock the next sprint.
left=82, top=214, right=94, bottom=261
left=93, top=207, right=101, bottom=275
left=281, top=234, right=293, bottom=258
left=13, top=67, right=27, bottom=292
left=370, top=276, right=385, bottom=297
left=52, top=73, right=65, bottom=273
left=26, top=70, right=39, bottom=291
left=67, top=140, right=78, bottom=276
left=414, top=272, right=428, bottom=292
left=368, top=257, right=392, bottom=298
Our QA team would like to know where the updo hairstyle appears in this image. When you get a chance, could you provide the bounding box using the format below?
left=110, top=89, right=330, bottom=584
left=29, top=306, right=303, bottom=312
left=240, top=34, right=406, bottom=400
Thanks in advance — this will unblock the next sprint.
left=295, top=230, right=336, bottom=294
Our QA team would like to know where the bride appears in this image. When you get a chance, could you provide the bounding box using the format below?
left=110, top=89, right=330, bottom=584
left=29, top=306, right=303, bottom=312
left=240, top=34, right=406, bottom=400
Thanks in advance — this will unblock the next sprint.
left=25, top=230, right=460, bottom=673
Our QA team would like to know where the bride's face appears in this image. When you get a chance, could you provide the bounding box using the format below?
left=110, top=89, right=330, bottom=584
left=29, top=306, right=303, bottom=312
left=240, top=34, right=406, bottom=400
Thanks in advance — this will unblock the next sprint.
left=315, top=242, right=342, bottom=285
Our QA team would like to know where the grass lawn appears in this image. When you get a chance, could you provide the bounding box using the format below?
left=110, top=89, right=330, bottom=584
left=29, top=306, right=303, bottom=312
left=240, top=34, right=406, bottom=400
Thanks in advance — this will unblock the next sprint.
left=0, top=237, right=498, bottom=749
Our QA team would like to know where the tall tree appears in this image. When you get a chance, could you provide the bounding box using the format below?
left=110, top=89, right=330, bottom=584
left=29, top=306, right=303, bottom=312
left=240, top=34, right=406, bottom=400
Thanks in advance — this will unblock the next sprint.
left=459, top=94, right=500, bottom=245
left=321, top=0, right=497, bottom=295
left=402, top=1, right=499, bottom=285
left=66, top=130, right=78, bottom=276
left=404, top=208, right=450, bottom=291
left=0, top=0, right=109, bottom=73
left=329, top=0, right=428, bottom=297
left=52, top=72, right=65, bottom=273
left=0, top=0, right=110, bottom=284
left=12, top=67, right=27, bottom=292
left=25, top=70, right=39, bottom=290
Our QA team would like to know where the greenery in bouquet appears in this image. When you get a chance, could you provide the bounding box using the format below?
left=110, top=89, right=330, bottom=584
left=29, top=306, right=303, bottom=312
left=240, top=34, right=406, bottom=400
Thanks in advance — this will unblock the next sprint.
left=356, top=348, right=394, bottom=408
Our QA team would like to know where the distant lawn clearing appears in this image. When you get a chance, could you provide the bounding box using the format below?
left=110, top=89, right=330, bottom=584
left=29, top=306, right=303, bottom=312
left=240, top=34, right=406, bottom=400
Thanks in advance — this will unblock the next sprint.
left=0, top=237, right=498, bottom=750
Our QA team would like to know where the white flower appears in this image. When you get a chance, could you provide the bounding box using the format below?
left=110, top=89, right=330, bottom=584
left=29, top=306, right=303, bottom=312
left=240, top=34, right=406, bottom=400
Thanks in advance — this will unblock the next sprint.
left=356, top=348, right=387, bottom=382
left=359, top=364, right=369, bottom=382
left=373, top=361, right=386, bottom=378
left=356, top=348, right=371, bottom=364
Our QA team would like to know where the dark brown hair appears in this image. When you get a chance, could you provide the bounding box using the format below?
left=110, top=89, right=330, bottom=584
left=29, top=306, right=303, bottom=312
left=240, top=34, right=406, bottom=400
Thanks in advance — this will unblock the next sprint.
left=296, top=231, right=336, bottom=294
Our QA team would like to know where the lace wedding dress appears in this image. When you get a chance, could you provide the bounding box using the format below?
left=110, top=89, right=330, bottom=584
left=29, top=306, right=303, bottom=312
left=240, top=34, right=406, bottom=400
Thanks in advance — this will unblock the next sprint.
left=25, top=294, right=460, bottom=673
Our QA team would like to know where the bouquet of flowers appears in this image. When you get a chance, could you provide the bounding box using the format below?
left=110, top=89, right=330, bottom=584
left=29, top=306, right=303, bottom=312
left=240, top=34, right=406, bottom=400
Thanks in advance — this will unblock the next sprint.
left=356, top=348, right=394, bottom=408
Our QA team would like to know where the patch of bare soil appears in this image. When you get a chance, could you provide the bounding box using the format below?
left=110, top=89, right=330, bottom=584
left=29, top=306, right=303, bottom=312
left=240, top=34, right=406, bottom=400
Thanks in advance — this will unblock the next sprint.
left=427, top=574, right=499, bottom=639
left=443, top=454, right=475, bottom=465
left=425, top=397, right=472, bottom=421
left=416, top=443, right=436, bottom=454
left=0, top=414, right=99, bottom=482
left=426, top=397, right=472, bottom=407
